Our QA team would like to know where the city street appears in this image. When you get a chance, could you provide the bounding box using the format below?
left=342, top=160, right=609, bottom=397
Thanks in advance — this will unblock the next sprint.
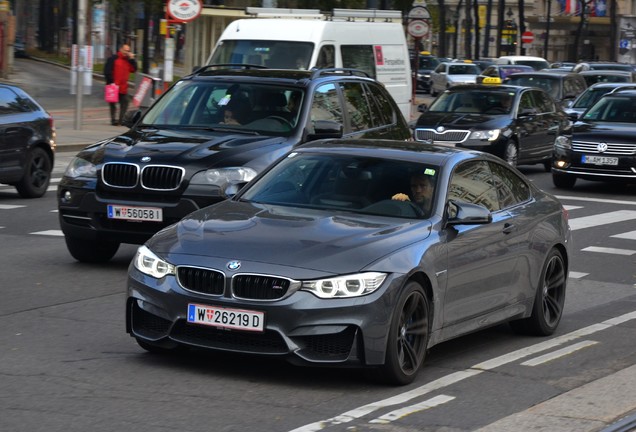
left=1, top=58, right=636, bottom=432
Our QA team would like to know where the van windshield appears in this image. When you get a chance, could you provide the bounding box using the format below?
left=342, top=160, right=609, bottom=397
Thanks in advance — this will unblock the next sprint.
left=210, top=40, right=315, bottom=70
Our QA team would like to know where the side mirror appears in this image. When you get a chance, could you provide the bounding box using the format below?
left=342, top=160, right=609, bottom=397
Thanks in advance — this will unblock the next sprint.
left=307, top=120, right=343, bottom=141
left=121, top=110, right=142, bottom=128
left=445, top=200, right=492, bottom=226
left=417, top=103, right=428, bottom=113
left=567, top=111, right=580, bottom=121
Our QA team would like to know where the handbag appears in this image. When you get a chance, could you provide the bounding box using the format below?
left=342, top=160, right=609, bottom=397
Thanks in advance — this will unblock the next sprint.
left=104, top=84, right=119, bottom=103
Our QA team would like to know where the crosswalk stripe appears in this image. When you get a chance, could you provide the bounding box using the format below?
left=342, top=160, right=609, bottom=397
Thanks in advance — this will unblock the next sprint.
left=569, top=210, right=636, bottom=231
left=569, top=272, right=589, bottom=279
left=612, top=231, right=636, bottom=240
left=0, top=204, right=26, bottom=209
left=581, top=246, right=636, bottom=256
left=31, top=230, right=64, bottom=236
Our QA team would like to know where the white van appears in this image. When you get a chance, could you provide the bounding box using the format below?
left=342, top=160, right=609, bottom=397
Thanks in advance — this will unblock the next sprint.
left=496, top=56, right=550, bottom=71
left=207, top=11, right=412, bottom=120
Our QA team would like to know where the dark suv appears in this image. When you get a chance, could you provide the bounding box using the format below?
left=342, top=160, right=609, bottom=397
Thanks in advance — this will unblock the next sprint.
left=57, top=66, right=411, bottom=262
left=0, top=83, right=55, bottom=198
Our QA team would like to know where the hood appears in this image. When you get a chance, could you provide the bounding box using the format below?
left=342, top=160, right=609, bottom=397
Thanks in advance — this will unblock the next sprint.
left=415, top=111, right=508, bottom=130
left=80, top=127, right=285, bottom=168
left=572, top=121, right=636, bottom=141
left=147, top=200, right=431, bottom=274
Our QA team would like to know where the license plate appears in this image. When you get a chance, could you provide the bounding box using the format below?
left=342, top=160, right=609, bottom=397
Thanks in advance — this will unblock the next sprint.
left=581, top=155, right=619, bottom=166
left=107, top=205, right=163, bottom=222
left=187, top=303, right=265, bottom=332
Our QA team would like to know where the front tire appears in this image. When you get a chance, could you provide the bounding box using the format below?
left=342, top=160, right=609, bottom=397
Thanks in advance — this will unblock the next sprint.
left=552, top=172, right=577, bottom=189
left=378, top=281, right=430, bottom=385
left=510, top=248, right=567, bottom=336
left=503, top=141, right=519, bottom=167
left=15, top=147, right=52, bottom=198
left=65, top=236, right=120, bottom=263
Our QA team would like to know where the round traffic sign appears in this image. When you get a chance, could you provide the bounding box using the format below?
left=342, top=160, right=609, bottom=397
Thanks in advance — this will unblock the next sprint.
left=407, top=20, right=429, bottom=38
left=521, top=31, right=534, bottom=44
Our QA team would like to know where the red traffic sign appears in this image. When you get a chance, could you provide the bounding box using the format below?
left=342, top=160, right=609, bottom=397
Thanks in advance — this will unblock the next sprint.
left=521, top=31, right=534, bottom=44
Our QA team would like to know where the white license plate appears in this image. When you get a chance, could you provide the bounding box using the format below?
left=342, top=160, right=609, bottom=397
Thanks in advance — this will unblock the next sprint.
left=107, top=205, right=163, bottom=222
left=582, top=155, right=619, bottom=166
left=187, top=303, right=265, bottom=332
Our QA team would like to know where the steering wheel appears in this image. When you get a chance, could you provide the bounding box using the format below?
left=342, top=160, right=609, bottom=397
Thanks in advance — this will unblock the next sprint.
left=265, top=115, right=293, bottom=128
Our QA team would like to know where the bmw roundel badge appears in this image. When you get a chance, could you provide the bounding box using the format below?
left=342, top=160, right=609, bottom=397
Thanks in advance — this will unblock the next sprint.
left=227, top=261, right=241, bottom=270
left=141, top=156, right=151, bottom=162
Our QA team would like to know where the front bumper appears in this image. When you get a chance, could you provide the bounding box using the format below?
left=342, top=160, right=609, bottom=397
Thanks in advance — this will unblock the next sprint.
left=552, top=146, right=636, bottom=182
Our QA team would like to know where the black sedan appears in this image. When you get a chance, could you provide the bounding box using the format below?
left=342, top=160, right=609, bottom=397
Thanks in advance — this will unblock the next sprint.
left=553, top=90, right=636, bottom=188
left=413, top=85, right=570, bottom=169
left=127, top=139, right=572, bottom=385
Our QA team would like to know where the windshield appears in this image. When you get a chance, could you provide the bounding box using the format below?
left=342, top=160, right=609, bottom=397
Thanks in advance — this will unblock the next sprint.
left=429, top=90, right=516, bottom=114
left=506, top=76, right=559, bottom=98
left=573, top=88, right=612, bottom=109
left=448, top=64, right=480, bottom=75
left=210, top=40, right=314, bottom=69
left=142, top=80, right=304, bottom=136
left=419, top=57, right=440, bottom=70
left=582, top=96, right=636, bottom=122
left=241, top=152, right=439, bottom=219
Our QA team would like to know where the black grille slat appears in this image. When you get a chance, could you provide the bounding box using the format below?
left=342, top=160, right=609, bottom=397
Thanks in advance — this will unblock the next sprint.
left=415, top=129, right=470, bottom=143
left=233, top=275, right=291, bottom=300
left=177, top=267, right=225, bottom=295
left=102, top=163, right=138, bottom=187
left=141, top=166, right=184, bottom=190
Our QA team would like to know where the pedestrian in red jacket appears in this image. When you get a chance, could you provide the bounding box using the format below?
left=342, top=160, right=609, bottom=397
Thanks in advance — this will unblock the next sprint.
left=104, top=44, right=137, bottom=125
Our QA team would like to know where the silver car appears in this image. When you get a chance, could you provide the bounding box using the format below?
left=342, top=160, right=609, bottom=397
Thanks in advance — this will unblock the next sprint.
left=430, top=62, right=480, bottom=96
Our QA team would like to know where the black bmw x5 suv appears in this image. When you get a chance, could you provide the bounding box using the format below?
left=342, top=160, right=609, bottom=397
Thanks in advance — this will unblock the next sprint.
left=58, top=66, right=411, bottom=262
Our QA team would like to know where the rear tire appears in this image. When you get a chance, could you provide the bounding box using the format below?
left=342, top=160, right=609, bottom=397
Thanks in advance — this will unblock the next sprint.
left=510, top=248, right=567, bottom=336
left=65, top=236, right=120, bottom=263
left=552, top=172, right=576, bottom=189
left=15, top=147, right=52, bottom=198
left=503, top=141, right=519, bottom=167
left=378, top=281, right=430, bottom=385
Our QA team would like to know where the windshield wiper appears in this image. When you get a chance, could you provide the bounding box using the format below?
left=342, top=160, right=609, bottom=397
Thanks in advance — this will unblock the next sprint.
left=179, top=125, right=261, bottom=135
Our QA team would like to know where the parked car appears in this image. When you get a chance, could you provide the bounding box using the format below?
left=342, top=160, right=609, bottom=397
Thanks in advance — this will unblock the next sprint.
left=429, top=62, right=481, bottom=96
left=504, top=71, right=588, bottom=109
left=414, top=54, right=441, bottom=92
left=472, top=58, right=497, bottom=71
left=579, top=70, right=635, bottom=86
left=0, top=83, right=55, bottom=198
left=564, top=82, right=636, bottom=119
left=413, top=84, right=570, bottom=169
left=57, top=66, right=411, bottom=263
left=126, top=138, right=571, bottom=385
left=553, top=90, right=636, bottom=188
left=476, top=64, right=534, bottom=85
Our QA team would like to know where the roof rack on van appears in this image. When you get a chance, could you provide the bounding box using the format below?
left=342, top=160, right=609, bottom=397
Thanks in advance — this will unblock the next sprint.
left=193, top=64, right=268, bottom=75
left=309, top=68, right=370, bottom=79
left=245, top=7, right=401, bottom=22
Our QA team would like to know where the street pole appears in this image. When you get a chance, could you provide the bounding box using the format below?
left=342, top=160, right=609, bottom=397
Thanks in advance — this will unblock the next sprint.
left=74, top=0, right=86, bottom=130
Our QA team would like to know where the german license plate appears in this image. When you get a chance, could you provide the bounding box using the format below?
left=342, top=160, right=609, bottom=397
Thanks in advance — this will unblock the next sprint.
left=187, top=304, right=265, bottom=332
left=107, top=205, right=163, bottom=222
left=581, top=155, right=619, bottom=166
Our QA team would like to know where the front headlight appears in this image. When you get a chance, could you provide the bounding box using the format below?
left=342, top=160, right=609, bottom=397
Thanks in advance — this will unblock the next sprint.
left=190, top=167, right=257, bottom=187
left=64, top=157, right=97, bottom=178
left=301, top=272, right=387, bottom=299
left=134, top=245, right=175, bottom=279
left=554, top=135, right=572, bottom=149
left=469, top=129, right=501, bottom=141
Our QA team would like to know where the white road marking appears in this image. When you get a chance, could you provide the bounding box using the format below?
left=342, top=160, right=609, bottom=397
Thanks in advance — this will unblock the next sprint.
left=369, top=395, right=456, bottom=424
left=568, top=210, right=636, bottom=231
left=581, top=246, right=636, bottom=256
left=612, top=230, right=636, bottom=240
left=0, top=204, right=26, bottom=209
left=563, top=205, right=583, bottom=211
left=568, top=272, right=588, bottom=279
left=521, top=340, right=599, bottom=366
left=288, top=311, right=636, bottom=432
left=556, top=195, right=636, bottom=206
left=30, top=230, right=64, bottom=236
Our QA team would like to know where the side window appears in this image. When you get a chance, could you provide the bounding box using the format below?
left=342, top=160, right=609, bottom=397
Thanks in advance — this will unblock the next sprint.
left=316, top=45, right=335, bottom=69
left=448, top=160, right=500, bottom=212
left=489, top=162, right=530, bottom=209
left=0, top=88, right=25, bottom=115
left=341, top=82, right=372, bottom=131
left=310, top=83, right=344, bottom=124
left=341, top=45, right=377, bottom=79
left=519, top=91, right=537, bottom=114
left=366, top=83, right=396, bottom=126
left=533, top=90, right=555, bottom=113
left=434, top=64, right=445, bottom=73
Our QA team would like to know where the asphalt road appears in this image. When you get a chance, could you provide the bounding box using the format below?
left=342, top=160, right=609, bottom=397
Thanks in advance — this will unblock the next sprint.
left=1, top=59, right=635, bottom=432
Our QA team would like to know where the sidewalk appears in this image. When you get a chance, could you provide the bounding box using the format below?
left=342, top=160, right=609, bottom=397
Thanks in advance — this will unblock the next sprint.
left=51, top=105, right=125, bottom=153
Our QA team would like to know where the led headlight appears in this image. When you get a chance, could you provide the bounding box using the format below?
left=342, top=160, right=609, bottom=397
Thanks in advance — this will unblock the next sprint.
left=190, top=167, right=257, bottom=186
left=554, top=135, right=572, bottom=149
left=469, top=129, right=501, bottom=141
left=134, top=245, right=175, bottom=279
left=302, top=272, right=387, bottom=299
left=64, top=157, right=97, bottom=178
